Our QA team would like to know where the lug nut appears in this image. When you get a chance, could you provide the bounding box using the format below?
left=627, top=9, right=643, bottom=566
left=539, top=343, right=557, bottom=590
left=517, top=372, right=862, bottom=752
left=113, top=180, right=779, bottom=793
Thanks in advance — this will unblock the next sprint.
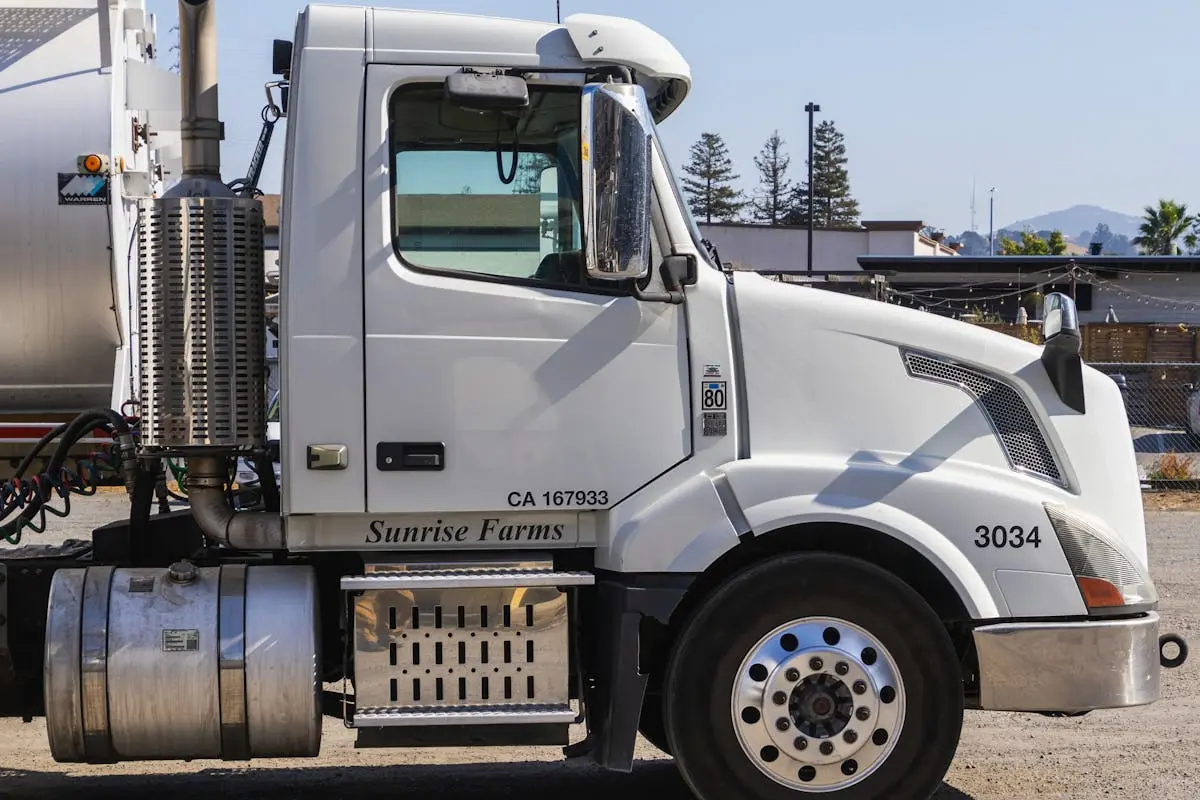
left=842, top=759, right=858, bottom=776
left=773, top=691, right=788, bottom=705
left=786, top=668, right=801, bottom=682
left=820, top=741, right=834, bottom=756
left=809, top=657, right=824, bottom=671
left=843, top=730, right=858, bottom=744
left=835, top=661, right=849, bottom=676
left=856, top=707, right=871, bottom=721
left=794, top=736, right=808, bottom=751
left=853, top=680, right=867, bottom=695
left=776, top=718, right=791, bottom=731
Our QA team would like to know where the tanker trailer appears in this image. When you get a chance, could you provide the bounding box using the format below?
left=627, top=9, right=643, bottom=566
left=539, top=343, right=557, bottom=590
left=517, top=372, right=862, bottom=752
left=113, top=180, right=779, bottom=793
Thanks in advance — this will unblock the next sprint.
left=0, top=0, right=179, bottom=478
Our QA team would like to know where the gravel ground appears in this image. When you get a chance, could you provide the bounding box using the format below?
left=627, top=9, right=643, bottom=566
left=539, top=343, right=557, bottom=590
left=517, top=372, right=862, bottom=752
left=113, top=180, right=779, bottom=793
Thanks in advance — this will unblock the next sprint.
left=1, top=493, right=1198, bottom=799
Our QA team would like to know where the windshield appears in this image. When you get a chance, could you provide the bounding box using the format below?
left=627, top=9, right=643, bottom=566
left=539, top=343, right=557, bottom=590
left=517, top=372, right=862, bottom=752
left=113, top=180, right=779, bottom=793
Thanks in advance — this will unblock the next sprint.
left=389, top=82, right=588, bottom=286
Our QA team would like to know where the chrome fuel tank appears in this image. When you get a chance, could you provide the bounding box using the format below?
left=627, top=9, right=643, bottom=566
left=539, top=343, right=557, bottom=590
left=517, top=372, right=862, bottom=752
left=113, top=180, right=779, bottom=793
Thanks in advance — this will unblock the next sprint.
left=44, top=563, right=321, bottom=763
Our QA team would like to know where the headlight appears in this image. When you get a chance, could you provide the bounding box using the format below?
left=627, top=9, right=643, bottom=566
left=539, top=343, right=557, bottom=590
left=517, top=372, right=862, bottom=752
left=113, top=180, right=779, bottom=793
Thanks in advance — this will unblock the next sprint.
left=1044, top=503, right=1157, bottom=612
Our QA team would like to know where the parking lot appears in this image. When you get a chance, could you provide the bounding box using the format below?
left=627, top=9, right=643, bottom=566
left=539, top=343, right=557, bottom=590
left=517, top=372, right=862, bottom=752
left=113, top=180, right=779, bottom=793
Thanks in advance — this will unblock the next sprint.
left=1, top=494, right=1198, bottom=799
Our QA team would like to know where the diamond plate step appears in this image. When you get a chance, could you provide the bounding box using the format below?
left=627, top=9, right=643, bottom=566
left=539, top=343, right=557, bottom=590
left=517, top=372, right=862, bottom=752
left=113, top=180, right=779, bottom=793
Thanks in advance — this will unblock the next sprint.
left=354, top=704, right=577, bottom=727
left=340, top=569, right=595, bottom=591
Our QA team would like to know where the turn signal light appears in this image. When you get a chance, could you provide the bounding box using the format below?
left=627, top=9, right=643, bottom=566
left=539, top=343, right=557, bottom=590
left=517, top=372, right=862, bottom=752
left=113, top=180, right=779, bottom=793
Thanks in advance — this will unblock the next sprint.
left=77, top=153, right=110, bottom=174
left=1043, top=503, right=1158, bottom=613
left=1075, top=577, right=1125, bottom=609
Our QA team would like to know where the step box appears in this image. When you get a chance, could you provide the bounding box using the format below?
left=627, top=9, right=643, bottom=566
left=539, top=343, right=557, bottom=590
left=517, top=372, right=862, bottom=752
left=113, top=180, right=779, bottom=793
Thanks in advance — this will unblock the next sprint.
left=344, top=561, right=593, bottom=729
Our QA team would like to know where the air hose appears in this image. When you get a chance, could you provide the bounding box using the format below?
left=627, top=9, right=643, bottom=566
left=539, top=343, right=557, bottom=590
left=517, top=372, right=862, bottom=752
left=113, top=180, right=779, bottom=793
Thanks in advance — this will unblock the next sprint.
left=1, top=408, right=138, bottom=545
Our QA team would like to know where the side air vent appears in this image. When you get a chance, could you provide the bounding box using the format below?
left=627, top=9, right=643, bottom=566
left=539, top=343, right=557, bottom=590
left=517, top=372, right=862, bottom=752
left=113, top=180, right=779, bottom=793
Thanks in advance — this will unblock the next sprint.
left=902, top=350, right=1065, bottom=487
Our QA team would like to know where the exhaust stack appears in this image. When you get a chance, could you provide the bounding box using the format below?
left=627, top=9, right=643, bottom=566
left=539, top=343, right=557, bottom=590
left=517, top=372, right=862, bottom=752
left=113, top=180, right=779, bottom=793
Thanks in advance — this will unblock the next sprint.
left=177, top=0, right=222, bottom=182
left=136, top=0, right=276, bottom=546
left=166, top=0, right=233, bottom=197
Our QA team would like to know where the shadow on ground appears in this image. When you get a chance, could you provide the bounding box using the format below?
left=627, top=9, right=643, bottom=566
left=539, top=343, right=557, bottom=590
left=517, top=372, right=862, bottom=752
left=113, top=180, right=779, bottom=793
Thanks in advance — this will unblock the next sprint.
left=0, top=760, right=976, bottom=799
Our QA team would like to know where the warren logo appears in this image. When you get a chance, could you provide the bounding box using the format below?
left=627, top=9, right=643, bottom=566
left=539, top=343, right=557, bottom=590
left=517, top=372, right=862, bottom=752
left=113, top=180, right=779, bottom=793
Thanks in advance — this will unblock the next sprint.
left=366, top=518, right=567, bottom=545
left=58, top=173, right=109, bottom=206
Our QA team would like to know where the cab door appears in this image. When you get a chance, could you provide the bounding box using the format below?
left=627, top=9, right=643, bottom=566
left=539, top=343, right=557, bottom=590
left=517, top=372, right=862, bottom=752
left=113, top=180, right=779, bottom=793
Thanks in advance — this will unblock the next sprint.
left=361, top=65, right=690, bottom=514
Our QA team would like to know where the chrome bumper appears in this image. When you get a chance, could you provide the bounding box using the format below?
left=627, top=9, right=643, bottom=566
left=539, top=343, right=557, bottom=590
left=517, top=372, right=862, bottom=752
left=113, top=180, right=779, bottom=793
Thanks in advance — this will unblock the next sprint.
left=973, top=612, right=1161, bottom=714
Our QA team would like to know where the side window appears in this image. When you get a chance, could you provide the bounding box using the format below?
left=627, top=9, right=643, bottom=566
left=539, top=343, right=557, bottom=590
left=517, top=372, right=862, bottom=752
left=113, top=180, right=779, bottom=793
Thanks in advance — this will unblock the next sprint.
left=390, top=82, right=592, bottom=288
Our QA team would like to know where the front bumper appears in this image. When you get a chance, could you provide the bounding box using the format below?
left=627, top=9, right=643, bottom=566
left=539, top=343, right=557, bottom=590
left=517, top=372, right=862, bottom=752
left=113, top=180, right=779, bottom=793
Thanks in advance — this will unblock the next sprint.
left=973, top=612, right=1174, bottom=714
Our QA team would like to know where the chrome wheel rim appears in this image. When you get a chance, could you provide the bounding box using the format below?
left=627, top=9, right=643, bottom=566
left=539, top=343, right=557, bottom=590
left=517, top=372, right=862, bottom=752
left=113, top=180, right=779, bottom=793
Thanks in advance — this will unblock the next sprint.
left=731, top=616, right=906, bottom=792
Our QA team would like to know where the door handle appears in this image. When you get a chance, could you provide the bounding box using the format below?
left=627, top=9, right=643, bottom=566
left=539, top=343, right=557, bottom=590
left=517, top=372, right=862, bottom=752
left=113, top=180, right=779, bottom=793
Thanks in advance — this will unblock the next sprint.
left=377, top=442, right=445, bottom=471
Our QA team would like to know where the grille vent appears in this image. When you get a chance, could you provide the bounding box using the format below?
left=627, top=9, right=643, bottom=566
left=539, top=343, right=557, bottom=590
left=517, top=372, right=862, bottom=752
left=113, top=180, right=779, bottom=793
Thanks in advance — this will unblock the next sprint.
left=136, top=196, right=265, bottom=449
left=903, top=350, right=1064, bottom=486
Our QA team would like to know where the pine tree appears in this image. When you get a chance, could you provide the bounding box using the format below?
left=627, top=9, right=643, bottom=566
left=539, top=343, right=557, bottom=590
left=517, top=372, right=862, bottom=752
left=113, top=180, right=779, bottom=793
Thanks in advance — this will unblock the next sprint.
left=1047, top=230, right=1067, bottom=255
left=785, top=120, right=860, bottom=227
left=750, top=131, right=794, bottom=225
left=681, top=132, right=747, bottom=224
left=513, top=154, right=553, bottom=195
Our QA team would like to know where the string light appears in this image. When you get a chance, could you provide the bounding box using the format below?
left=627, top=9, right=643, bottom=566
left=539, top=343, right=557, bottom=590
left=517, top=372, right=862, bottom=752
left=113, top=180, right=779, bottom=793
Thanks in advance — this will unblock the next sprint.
left=877, top=263, right=1200, bottom=318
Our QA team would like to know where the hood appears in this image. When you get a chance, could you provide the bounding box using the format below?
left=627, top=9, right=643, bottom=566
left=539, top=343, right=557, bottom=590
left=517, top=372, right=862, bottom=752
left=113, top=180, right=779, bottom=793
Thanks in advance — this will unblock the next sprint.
left=730, top=272, right=1147, bottom=565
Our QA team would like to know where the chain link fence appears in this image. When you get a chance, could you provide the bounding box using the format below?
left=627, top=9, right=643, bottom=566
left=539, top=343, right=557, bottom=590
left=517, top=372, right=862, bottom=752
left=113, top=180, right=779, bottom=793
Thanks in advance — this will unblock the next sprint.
left=1088, top=362, right=1200, bottom=487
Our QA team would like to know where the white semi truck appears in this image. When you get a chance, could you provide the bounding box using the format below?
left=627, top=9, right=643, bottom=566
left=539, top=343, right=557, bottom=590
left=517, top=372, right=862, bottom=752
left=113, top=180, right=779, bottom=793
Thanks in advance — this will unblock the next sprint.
left=0, top=3, right=1188, bottom=799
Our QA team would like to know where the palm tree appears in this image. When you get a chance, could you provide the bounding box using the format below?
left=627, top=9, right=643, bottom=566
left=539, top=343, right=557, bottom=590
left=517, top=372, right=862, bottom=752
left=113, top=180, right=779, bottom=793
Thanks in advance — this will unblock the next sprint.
left=1133, top=199, right=1195, bottom=254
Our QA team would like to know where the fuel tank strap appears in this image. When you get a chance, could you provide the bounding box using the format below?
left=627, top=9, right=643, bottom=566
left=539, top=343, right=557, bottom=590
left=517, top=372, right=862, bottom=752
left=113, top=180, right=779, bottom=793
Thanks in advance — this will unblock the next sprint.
left=80, top=566, right=115, bottom=763
left=218, top=564, right=250, bottom=760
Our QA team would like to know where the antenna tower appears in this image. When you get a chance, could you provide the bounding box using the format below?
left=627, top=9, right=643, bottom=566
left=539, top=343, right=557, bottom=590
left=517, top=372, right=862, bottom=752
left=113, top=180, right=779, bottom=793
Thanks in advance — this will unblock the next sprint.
left=970, top=177, right=978, bottom=232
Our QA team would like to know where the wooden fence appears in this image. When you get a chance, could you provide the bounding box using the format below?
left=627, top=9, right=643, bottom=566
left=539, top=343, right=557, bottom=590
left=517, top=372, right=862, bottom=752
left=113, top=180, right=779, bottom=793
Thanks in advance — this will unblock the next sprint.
left=980, top=323, right=1200, bottom=428
left=979, top=323, right=1200, bottom=362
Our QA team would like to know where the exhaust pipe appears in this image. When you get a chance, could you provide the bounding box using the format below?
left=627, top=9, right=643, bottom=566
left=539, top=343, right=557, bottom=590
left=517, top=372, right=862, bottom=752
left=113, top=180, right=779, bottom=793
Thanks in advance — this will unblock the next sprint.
left=145, top=1, right=270, bottom=547
left=167, top=0, right=233, bottom=197
left=178, top=0, right=221, bottom=178
left=186, top=457, right=283, bottom=549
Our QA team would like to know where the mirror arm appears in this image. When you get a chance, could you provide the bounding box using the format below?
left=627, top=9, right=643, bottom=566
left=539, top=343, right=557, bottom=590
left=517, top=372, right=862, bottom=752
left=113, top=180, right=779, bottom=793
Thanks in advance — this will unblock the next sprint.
left=631, top=282, right=684, bottom=304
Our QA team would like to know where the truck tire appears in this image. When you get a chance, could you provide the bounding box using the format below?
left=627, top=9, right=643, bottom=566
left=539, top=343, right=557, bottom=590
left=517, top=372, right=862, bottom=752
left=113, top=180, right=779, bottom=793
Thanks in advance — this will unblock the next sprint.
left=663, top=552, right=963, bottom=799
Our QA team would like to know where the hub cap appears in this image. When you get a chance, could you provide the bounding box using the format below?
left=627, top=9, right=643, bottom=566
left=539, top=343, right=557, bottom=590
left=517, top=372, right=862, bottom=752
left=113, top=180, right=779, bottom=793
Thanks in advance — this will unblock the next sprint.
left=731, top=617, right=906, bottom=792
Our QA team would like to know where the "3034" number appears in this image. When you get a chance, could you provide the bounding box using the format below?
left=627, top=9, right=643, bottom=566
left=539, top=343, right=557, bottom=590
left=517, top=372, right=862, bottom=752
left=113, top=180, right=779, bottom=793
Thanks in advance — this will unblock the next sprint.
left=974, top=525, right=1042, bottom=549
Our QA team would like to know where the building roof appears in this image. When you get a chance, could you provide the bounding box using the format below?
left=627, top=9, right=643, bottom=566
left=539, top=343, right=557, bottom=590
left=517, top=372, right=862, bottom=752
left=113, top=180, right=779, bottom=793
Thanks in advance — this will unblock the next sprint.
left=701, top=219, right=932, bottom=234
left=261, top=194, right=280, bottom=231
left=856, top=255, right=1200, bottom=274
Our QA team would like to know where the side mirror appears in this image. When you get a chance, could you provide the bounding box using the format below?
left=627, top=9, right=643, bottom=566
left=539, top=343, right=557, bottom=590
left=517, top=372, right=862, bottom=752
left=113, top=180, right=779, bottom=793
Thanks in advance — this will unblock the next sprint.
left=581, top=83, right=653, bottom=282
left=1041, top=292, right=1085, bottom=413
left=1042, top=292, right=1081, bottom=347
left=272, top=39, right=292, bottom=77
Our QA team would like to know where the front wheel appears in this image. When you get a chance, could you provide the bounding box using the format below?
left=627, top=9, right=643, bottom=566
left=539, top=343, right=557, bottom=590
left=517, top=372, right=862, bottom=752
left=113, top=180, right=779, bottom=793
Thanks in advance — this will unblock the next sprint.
left=663, top=552, right=963, bottom=799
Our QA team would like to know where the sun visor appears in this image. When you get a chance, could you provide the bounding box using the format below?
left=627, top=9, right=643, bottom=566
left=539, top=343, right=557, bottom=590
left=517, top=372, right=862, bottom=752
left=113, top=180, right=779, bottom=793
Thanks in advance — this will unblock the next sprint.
left=564, top=13, right=691, bottom=122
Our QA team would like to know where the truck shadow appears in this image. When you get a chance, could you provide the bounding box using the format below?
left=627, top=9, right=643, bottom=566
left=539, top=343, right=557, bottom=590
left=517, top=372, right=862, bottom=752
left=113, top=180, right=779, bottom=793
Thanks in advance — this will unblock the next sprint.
left=0, top=760, right=978, bottom=799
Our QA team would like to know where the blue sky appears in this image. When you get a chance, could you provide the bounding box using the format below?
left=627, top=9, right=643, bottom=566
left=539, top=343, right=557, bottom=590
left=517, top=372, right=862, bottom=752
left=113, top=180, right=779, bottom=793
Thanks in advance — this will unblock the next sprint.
left=146, top=0, right=1197, bottom=233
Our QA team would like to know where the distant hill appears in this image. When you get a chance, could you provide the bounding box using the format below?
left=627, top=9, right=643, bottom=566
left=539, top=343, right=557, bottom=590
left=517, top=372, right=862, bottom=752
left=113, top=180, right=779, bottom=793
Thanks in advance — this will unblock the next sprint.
left=1002, top=205, right=1141, bottom=241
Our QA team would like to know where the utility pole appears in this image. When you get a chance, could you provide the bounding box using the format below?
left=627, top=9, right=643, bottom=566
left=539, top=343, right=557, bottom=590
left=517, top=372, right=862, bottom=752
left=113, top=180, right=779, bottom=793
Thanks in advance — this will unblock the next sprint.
left=988, top=187, right=996, bottom=255
left=805, top=102, right=820, bottom=273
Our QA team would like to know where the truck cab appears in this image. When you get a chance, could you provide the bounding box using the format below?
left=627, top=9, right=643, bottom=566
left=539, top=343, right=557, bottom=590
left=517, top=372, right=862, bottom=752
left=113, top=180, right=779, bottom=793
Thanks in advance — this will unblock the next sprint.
left=9, top=5, right=1184, bottom=800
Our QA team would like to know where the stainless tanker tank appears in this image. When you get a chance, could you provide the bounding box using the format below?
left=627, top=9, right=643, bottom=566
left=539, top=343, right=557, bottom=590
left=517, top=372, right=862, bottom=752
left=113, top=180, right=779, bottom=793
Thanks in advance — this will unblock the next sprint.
left=0, top=1, right=179, bottom=414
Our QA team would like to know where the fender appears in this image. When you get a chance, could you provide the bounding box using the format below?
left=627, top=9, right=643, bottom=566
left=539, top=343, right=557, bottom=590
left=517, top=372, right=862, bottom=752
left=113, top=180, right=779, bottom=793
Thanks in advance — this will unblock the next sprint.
left=720, top=457, right=1092, bottom=621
